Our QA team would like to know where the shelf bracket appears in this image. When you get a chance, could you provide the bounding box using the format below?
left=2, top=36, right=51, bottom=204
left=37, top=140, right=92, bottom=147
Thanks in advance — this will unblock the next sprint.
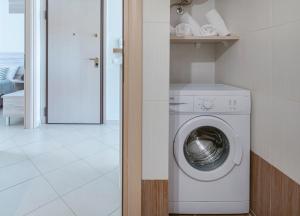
left=221, top=41, right=229, bottom=47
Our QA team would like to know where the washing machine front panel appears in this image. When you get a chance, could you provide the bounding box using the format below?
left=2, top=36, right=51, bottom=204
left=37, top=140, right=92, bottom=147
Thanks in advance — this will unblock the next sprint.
left=174, top=116, right=243, bottom=182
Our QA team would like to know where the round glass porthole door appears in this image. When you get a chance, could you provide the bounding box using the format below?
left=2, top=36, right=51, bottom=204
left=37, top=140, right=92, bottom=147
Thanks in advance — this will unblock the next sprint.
left=183, top=126, right=230, bottom=172
left=173, top=116, right=242, bottom=181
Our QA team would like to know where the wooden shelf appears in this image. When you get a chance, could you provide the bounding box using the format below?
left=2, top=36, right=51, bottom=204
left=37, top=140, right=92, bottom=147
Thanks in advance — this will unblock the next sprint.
left=170, top=35, right=240, bottom=44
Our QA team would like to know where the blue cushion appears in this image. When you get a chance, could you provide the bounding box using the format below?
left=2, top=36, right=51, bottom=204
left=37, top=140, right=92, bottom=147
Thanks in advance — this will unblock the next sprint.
left=0, top=67, right=9, bottom=80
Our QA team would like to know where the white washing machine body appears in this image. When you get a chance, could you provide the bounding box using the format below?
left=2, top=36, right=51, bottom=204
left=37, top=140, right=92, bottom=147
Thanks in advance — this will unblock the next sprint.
left=169, top=84, right=251, bottom=214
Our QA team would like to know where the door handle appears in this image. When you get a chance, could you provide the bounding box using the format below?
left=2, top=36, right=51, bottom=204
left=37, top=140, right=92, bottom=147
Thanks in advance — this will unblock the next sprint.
left=89, top=57, right=100, bottom=67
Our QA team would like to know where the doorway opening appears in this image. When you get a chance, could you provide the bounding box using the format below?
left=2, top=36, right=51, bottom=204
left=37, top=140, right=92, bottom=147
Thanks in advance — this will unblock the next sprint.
left=0, top=0, right=25, bottom=127
left=0, top=0, right=124, bottom=215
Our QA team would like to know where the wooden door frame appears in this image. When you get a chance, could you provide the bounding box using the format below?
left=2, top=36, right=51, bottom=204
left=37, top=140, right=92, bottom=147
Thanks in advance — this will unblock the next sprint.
left=122, top=0, right=142, bottom=215
left=26, top=0, right=143, bottom=214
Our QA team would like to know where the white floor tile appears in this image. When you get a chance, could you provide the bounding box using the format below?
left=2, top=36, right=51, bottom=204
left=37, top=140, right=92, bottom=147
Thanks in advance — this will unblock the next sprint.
left=65, top=138, right=109, bottom=159
left=104, top=169, right=121, bottom=187
left=0, top=118, right=121, bottom=216
left=0, top=177, right=58, bottom=216
left=21, top=139, right=63, bottom=158
left=30, top=148, right=80, bottom=173
left=11, top=130, right=53, bottom=147
left=0, top=147, right=28, bottom=168
left=109, top=208, right=121, bottom=216
left=0, top=160, right=40, bottom=191
left=85, top=148, right=119, bottom=175
left=0, top=138, right=18, bottom=151
left=25, top=199, right=75, bottom=216
left=96, top=131, right=121, bottom=150
left=52, top=131, right=91, bottom=147
left=44, top=160, right=100, bottom=195
left=63, top=177, right=121, bottom=216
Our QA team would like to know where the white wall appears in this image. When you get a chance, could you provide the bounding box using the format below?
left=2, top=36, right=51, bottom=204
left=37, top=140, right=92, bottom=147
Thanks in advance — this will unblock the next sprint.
left=215, top=0, right=300, bottom=184
left=40, top=0, right=46, bottom=123
left=142, top=0, right=170, bottom=180
left=104, top=0, right=122, bottom=122
left=0, top=0, right=24, bottom=53
left=170, top=0, right=215, bottom=84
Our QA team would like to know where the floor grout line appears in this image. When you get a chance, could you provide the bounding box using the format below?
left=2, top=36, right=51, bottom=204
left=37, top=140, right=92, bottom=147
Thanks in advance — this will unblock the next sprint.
left=23, top=148, right=78, bottom=216
left=0, top=118, right=121, bottom=216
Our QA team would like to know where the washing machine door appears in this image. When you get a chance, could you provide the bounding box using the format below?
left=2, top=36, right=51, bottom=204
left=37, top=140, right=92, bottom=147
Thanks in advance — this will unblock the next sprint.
left=174, top=116, right=243, bottom=181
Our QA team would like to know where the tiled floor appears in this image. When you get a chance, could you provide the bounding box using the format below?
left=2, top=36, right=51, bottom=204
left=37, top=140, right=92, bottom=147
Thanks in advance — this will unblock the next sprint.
left=0, top=112, right=121, bottom=216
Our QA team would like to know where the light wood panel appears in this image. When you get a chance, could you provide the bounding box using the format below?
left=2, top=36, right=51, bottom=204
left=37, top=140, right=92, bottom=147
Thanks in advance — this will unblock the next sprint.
left=170, top=35, right=239, bottom=44
left=142, top=180, right=169, bottom=216
left=122, top=0, right=142, bottom=215
left=250, top=152, right=271, bottom=216
left=251, top=152, right=300, bottom=216
left=169, top=214, right=250, bottom=216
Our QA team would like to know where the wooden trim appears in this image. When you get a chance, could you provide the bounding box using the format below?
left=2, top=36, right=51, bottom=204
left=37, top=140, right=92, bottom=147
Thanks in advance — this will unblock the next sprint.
left=250, top=152, right=300, bottom=216
left=142, top=180, right=169, bottom=216
left=122, top=0, right=142, bottom=215
left=170, top=214, right=249, bottom=216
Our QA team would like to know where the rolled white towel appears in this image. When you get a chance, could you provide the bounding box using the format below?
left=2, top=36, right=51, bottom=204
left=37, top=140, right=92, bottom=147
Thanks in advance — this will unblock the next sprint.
left=170, top=24, right=176, bottom=35
left=205, top=9, right=230, bottom=36
left=199, top=24, right=218, bottom=36
left=180, top=12, right=202, bottom=36
left=175, top=23, right=193, bottom=37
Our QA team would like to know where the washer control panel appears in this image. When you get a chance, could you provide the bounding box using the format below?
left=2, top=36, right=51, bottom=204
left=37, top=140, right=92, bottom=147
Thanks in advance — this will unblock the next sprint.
left=170, top=95, right=251, bottom=114
left=194, top=96, right=251, bottom=113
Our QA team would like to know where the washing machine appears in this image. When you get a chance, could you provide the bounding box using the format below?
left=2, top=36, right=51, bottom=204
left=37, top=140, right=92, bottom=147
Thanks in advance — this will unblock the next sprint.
left=169, top=84, right=251, bottom=214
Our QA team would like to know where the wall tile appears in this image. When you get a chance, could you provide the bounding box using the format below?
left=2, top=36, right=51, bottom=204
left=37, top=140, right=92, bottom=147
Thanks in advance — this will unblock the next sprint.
left=250, top=92, right=272, bottom=161
left=272, top=21, right=300, bottom=102
left=216, top=0, right=300, bottom=186
left=272, top=0, right=300, bottom=26
left=143, top=0, right=170, bottom=23
left=143, top=22, right=170, bottom=102
left=216, top=0, right=272, bottom=33
left=269, top=97, right=288, bottom=170
left=244, top=29, right=272, bottom=96
left=142, top=101, right=169, bottom=180
left=215, top=35, right=252, bottom=89
left=170, top=44, right=215, bottom=84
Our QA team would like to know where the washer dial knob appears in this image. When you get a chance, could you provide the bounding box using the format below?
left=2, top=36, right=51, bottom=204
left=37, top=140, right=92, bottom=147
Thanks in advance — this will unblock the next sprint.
left=203, top=100, right=214, bottom=110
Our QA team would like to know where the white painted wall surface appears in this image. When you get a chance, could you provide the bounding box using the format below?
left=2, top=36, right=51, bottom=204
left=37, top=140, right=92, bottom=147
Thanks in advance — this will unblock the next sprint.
left=215, top=0, right=300, bottom=185
left=142, top=0, right=170, bottom=180
left=170, top=0, right=215, bottom=84
left=104, top=0, right=122, bottom=122
left=0, top=0, right=24, bottom=53
left=40, top=0, right=46, bottom=123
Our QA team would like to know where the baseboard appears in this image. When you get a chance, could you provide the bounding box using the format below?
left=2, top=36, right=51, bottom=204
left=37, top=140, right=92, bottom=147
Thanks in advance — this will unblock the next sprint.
left=250, top=152, right=300, bottom=216
left=143, top=153, right=300, bottom=216
left=142, top=180, right=168, bottom=216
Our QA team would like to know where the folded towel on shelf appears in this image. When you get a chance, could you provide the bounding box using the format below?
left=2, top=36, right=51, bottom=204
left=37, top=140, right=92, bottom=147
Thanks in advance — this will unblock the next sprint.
left=199, top=24, right=218, bottom=36
left=205, top=9, right=231, bottom=36
left=170, top=24, right=176, bottom=35
left=180, top=12, right=202, bottom=36
left=175, top=23, right=193, bottom=36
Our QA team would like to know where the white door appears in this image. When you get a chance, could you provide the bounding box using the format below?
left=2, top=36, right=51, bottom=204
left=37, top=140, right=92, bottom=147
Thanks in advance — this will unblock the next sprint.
left=48, top=0, right=102, bottom=124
